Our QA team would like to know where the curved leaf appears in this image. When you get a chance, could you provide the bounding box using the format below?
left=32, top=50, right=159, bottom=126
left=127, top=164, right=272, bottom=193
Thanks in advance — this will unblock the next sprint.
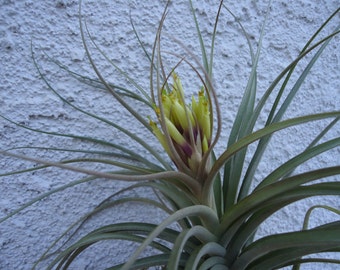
left=229, top=221, right=340, bottom=270
left=121, top=205, right=219, bottom=270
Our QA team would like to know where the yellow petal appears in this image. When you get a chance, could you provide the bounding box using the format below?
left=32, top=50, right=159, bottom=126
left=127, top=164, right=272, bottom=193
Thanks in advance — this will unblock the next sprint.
left=193, top=90, right=211, bottom=141
left=200, top=103, right=211, bottom=140
left=172, top=73, right=184, bottom=102
left=202, top=135, right=209, bottom=153
left=161, top=93, right=172, bottom=118
left=149, top=119, right=171, bottom=155
left=172, top=101, right=195, bottom=130
left=165, top=117, right=186, bottom=145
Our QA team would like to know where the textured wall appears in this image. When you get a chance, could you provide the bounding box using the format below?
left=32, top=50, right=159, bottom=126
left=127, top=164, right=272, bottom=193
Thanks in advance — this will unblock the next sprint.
left=0, top=0, right=339, bottom=269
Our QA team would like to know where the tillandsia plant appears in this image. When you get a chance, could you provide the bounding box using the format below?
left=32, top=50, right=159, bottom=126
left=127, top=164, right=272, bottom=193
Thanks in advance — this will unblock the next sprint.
left=0, top=0, right=340, bottom=269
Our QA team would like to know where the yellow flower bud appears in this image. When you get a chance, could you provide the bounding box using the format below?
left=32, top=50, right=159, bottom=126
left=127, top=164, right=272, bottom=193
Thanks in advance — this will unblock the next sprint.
left=200, top=101, right=211, bottom=141
left=193, top=89, right=211, bottom=141
left=172, top=100, right=195, bottom=131
left=165, top=117, right=186, bottom=145
left=149, top=119, right=171, bottom=155
left=150, top=73, right=212, bottom=176
left=161, top=92, right=172, bottom=118
left=172, top=73, right=184, bottom=103
left=202, top=135, right=209, bottom=153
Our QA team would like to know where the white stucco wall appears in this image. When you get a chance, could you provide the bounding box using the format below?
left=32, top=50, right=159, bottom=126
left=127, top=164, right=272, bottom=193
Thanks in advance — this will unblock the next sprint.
left=0, top=0, right=339, bottom=269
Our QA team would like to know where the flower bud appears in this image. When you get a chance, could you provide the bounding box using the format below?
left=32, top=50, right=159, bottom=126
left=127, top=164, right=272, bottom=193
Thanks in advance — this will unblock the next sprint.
left=150, top=73, right=212, bottom=175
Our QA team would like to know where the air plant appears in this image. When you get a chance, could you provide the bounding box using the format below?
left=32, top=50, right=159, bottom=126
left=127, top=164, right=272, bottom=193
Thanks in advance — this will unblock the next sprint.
left=1, top=0, right=339, bottom=269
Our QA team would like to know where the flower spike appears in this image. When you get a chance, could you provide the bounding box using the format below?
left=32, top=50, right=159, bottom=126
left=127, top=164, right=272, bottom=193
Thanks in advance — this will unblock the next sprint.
left=150, top=73, right=212, bottom=178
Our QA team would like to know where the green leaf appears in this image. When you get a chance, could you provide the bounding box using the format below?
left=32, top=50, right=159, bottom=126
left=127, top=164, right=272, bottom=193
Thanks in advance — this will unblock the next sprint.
left=184, top=242, right=227, bottom=270
left=229, top=221, right=340, bottom=270
left=256, top=137, right=340, bottom=189
left=218, top=167, right=340, bottom=238
left=204, top=111, right=340, bottom=201
left=239, top=26, right=339, bottom=199
left=168, top=225, right=218, bottom=269
left=121, top=205, right=219, bottom=270
left=222, top=182, right=340, bottom=263
left=107, top=253, right=186, bottom=270
left=47, top=222, right=179, bottom=270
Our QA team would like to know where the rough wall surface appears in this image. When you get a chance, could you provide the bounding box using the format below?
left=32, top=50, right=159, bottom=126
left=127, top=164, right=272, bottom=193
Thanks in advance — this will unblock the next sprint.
left=0, top=0, right=339, bottom=269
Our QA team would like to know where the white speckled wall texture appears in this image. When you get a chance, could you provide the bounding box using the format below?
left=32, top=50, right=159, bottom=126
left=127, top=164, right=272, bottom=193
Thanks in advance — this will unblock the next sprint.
left=0, top=0, right=339, bottom=269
